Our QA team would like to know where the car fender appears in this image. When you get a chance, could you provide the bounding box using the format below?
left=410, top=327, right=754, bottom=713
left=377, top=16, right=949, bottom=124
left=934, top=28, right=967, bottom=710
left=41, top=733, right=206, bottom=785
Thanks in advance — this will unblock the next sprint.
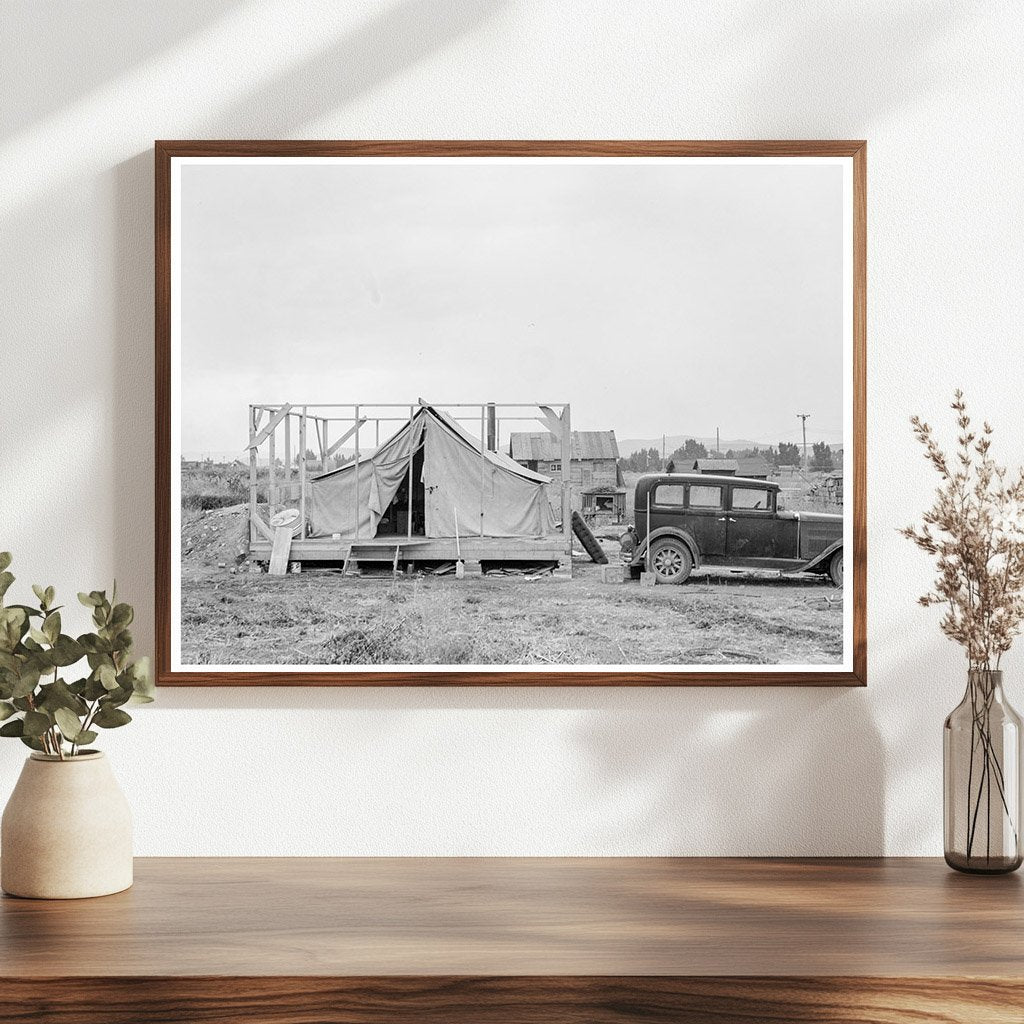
left=799, top=540, right=842, bottom=574
left=631, top=527, right=701, bottom=569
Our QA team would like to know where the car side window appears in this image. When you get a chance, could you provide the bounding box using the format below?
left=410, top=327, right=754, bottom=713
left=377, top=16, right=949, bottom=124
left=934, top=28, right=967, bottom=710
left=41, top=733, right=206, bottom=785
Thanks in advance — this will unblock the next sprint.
left=688, top=485, right=723, bottom=509
left=653, top=484, right=686, bottom=506
left=731, top=486, right=773, bottom=511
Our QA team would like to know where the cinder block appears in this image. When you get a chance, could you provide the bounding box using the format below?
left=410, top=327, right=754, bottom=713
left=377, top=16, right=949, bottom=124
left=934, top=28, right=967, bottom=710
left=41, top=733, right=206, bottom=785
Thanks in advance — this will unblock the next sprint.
left=640, top=571, right=656, bottom=588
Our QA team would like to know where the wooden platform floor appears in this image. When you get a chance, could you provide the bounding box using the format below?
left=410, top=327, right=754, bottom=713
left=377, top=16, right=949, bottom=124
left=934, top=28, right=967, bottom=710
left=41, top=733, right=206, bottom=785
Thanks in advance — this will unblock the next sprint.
left=250, top=534, right=570, bottom=565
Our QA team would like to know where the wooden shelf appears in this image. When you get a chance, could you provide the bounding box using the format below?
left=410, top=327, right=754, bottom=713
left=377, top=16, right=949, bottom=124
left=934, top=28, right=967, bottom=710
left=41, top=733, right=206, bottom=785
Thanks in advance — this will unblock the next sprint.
left=2, top=857, right=1021, bottom=1022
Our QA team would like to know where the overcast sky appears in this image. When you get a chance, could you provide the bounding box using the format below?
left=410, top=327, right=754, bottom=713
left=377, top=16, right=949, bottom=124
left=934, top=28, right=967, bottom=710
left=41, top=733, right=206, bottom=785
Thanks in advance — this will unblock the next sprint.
left=179, top=159, right=845, bottom=456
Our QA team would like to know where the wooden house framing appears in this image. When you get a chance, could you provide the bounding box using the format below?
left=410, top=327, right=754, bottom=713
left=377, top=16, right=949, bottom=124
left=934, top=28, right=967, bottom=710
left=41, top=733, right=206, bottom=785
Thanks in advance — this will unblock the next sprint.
left=245, top=401, right=574, bottom=575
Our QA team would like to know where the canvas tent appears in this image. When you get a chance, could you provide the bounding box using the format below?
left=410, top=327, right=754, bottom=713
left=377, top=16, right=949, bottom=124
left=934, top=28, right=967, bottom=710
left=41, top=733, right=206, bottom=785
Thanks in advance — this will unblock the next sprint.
left=307, top=404, right=558, bottom=540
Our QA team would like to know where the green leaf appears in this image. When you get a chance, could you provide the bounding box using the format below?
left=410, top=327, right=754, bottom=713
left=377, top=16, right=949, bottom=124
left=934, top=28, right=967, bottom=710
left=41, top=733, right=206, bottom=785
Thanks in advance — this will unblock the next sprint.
left=42, top=611, right=60, bottom=644
left=83, top=674, right=108, bottom=701
left=110, top=603, right=133, bottom=629
left=0, top=607, right=26, bottom=651
left=78, top=592, right=100, bottom=608
left=0, top=701, right=15, bottom=721
left=104, top=685, right=132, bottom=708
left=28, top=627, right=49, bottom=646
left=49, top=635, right=85, bottom=668
left=36, top=678, right=88, bottom=716
left=0, top=718, right=24, bottom=737
left=81, top=635, right=112, bottom=656
left=54, top=707, right=84, bottom=741
left=98, top=663, right=118, bottom=690
left=22, top=711, right=51, bottom=738
left=19, top=734, right=45, bottom=752
left=11, top=666, right=41, bottom=699
left=74, top=730, right=97, bottom=747
left=0, top=553, right=11, bottom=573
left=31, top=584, right=48, bottom=609
left=0, top=571, right=14, bottom=601
left=93, top=705, right=132, bottom=729
left=44, top=586, right=55, bottom=608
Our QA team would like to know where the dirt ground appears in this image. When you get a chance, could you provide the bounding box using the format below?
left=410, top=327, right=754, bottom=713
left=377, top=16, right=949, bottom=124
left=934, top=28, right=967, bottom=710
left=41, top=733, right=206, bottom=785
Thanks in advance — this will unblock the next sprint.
left=178, top=509, right=843, bottom=667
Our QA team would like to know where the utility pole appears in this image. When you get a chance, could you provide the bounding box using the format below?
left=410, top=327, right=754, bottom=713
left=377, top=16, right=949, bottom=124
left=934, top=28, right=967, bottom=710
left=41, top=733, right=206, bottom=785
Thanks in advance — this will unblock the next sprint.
left=797, top=413, right=811, bottom=470
left=716, top=427, right=720, bottom=456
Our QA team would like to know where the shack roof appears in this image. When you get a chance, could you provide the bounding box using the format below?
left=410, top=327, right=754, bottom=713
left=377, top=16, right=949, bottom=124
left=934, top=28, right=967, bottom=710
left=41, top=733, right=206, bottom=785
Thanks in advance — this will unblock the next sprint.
left=510, top=430, right=620, bottom=462
left=693, top=458, right=738, bottom=474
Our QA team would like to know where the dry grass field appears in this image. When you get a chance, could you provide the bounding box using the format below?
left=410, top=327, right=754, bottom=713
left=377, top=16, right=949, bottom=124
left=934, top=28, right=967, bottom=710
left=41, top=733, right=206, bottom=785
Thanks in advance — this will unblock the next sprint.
left=178, top=463, right=844, bottom=668
left=179, top=540, right=842, bottom=669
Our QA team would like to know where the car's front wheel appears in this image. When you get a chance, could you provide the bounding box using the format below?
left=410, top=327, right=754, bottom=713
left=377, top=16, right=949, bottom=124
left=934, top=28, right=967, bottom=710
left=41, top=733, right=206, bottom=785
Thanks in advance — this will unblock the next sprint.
left=829, top=549, right=843, bottom=587
left=649, top=537, right=693, bottom=585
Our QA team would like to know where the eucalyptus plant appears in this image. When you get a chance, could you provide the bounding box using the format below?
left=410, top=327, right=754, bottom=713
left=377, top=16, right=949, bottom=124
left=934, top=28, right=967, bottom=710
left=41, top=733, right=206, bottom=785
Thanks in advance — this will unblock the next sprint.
left=0, top=553, right=153, bottom=759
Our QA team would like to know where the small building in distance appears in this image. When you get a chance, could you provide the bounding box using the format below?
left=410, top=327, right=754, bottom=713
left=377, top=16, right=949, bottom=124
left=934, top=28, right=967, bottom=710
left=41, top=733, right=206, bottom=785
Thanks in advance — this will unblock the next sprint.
left=692, top=455, right=771, bottom=480
left=510, top=429, right=625, bottom=524
left=822, top=472, right=844, bottom=506
left=692, top=458, right=738, bottom=476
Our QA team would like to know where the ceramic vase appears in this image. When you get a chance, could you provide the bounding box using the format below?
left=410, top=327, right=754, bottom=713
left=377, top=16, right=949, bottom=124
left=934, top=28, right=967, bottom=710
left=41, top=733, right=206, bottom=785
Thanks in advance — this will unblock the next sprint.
left=1, top=751, right=133, bottom=898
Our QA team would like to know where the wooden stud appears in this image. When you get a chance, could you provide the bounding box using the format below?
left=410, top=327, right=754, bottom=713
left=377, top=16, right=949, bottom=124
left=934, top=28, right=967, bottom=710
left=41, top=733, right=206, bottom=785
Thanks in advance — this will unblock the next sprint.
left=479, top=405, right=486, bottom=536
left=354, top=405, right=360, bottom=540
left=268, top=416, right=276, bottom=506
left=283, top=411, right=291, bottom=494
left=560, top=404, right=572, bottom=558
left=248, top=406, right=257, bottom=542
left=298, top=408, right=307, bottom=536
left=247, top=403, right=292, bottom=449
left=407, top=405, right=414, bottom=539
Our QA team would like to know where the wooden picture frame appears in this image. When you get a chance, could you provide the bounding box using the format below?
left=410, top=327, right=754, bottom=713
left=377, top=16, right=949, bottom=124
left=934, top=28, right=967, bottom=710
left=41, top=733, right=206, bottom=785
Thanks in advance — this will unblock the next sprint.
left=156, top=140, right=866, bottom=686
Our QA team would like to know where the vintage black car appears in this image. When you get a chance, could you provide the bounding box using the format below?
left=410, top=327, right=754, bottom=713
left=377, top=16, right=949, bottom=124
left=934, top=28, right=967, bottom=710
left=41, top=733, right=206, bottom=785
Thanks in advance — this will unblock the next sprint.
left=628, top=473, right=843, bottom=586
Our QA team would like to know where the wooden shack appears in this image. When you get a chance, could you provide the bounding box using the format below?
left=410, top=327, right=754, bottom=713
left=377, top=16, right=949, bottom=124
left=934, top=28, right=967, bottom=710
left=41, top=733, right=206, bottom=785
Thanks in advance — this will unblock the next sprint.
left=693, top=455, right=771, bottom=480
left=510, top=430, right=625, bottom=523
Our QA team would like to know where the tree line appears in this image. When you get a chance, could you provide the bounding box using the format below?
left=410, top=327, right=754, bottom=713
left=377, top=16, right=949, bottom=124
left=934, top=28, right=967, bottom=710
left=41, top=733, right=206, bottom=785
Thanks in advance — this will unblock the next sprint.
left=618, top=439, right=836, bottom=473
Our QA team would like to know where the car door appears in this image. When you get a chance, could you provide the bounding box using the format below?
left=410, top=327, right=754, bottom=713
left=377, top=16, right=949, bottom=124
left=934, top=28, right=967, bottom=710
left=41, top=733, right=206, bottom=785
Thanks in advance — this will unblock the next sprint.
left=681, top=482, right=727, bottom=558
left=726, top=484, right=795, bottom=561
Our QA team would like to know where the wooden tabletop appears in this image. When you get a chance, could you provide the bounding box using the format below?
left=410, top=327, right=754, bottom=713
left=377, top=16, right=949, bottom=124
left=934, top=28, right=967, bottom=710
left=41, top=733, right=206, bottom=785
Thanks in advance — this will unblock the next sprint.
left=2, top=857, right=1022, bottom=1022
left=1, top=856, right=1021, bottom=976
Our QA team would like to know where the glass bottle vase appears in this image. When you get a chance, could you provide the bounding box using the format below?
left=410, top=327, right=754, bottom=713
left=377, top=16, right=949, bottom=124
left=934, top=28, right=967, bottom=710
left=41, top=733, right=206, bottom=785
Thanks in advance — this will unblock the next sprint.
left=944, top=669, right=1023, bottom=873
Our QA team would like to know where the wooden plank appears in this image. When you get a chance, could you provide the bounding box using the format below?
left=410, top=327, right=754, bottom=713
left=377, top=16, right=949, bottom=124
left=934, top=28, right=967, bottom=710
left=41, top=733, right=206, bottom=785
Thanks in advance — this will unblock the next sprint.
left=324, top=417, right=367, bottom=460
left=268, top=419, right=276, bottom=505
left=560, top=404, right=572, bottom=557
left=298, top=410, right=307, bottom=536
left=248, top=406, right=257, bottom=543
left=268, top=526, right=292, bottom=576
left=247, top=403, right=292, bottom=450
left=283, top=412, right=291, bottom=491
left=536, top=404, right=564, bottom=441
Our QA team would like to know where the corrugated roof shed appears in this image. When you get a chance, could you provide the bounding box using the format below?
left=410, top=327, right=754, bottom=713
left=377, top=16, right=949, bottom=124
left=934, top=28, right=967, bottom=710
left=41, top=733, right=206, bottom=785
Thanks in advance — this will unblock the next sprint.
left=510, top=430, right=619, bottom=462
left=736, top=455, right=771, bottom=478
left=693, top=459, right=738, bottom=474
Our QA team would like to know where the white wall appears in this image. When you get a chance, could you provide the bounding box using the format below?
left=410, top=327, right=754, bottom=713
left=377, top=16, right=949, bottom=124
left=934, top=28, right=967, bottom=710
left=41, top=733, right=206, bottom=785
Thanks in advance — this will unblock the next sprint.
left=2, top=0, right=1022, bottom=855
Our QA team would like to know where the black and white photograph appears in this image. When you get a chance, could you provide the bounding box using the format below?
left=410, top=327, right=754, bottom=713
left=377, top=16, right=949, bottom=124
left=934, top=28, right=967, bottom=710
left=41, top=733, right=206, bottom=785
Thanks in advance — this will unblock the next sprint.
left=164, top=147, right=860, bottom=681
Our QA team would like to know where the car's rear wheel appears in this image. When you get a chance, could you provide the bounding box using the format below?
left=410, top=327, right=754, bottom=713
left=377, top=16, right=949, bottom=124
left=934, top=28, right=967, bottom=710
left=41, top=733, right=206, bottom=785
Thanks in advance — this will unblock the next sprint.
left=649, top=537, right=693, bottom=585
left=829, top=549, right=843, bottom=587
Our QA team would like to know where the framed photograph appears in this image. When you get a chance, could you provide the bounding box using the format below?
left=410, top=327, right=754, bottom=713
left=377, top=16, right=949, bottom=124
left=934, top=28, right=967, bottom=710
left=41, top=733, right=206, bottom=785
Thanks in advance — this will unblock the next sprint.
left=156, top=141, right=865, bottom=686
